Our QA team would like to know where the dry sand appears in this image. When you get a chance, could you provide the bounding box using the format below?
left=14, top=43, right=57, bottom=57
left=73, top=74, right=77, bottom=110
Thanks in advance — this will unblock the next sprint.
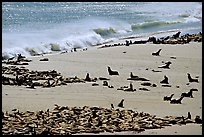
left=2, top=42, right=202, bottom=135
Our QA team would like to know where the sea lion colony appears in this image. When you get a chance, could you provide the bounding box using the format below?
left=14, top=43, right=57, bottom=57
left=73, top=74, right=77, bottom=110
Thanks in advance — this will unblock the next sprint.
left=2, top=105, right=202, bottom=135
left=98, top=31, right=202, bottom=49
left=2, top=32, right=202, bottom=135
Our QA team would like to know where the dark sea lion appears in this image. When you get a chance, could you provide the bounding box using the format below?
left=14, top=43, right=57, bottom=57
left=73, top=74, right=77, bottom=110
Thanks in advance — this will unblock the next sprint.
left=172, top=31, right=181, bottom=39
left=163, top=93, right=174, bottom=101
left=103, top=81, right=108, bottom=86
left=130, top=72, right=138, bottom=79
left=98, top=77, right=110, bottom=80
left=195, top=116, right=202, bottom=124
left=117, top=99, right=124, bottom=108
left=85, top=73, right=91, bottom=82
left=139, top=87, right=149, bottom=91
left=124, top=83, right=136, bottom=92
left=181, top=90, right=194, bottom=98
left=187, top=112, right=191, bottom=119
left=152, top=49, right=162, bottom=56
left=107, top=66, right=119, bottom=76
left=187, top=73, right=199, bottom=83
left=125, top=40, right=129, bottom=46
left=170, top=96, right=184, bottom=104
left=160, top=75, right=169, bottom=84
left=111, top=104, right=114, bottom=109
left=39, top=58, right=49, bottom=61
left=158, top=61, right=172, bottom=69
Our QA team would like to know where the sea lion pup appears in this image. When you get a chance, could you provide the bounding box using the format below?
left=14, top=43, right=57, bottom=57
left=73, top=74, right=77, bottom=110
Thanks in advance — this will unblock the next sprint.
left=170, top=96, right=184, bottom=104
left=187, top=73, right=199, bottom=83
left=163, top=93, right=174, bottom=101
left=172, top=31, right=181, bottom=39
left=160, top=75, right=169, bottom=84
left=158, top=61, right=172, bottom=69
left=107, top=66, right=119, bottom=76
left=152, top=49, right=162, bottom=56
left=117, top=99, right=124, bottom=108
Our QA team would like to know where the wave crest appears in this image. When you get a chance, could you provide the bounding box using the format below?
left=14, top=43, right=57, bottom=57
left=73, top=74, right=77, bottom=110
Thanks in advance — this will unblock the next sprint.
left=131, top=21, right=181, bottom=31
left=93, top=27, right=116, bottom=37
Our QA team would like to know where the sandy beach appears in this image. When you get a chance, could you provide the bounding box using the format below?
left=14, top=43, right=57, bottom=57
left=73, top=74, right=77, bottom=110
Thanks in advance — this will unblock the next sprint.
left=2, top=41, right=202, bottom=135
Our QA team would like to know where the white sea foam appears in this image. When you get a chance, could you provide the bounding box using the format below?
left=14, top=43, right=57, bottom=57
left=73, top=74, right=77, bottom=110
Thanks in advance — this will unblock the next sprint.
left=2, top=17, right=132, bottom=58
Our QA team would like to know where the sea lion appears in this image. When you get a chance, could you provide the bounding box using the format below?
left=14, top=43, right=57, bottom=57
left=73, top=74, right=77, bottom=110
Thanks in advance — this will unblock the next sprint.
left=181, top=90, right=194, bottom=98
left=103, top=81, right=108, bottom=86
left=130, top=72, right=138, bottom=79
left=172, top=31, right=181, bottom=39
left=152, top=49, right=162, bottom=56
left=148, top=36, right=158, bottom=44
left=160, top=75, right=169, bottom=84
left=170, top=96, right=184, bottom=104
left=187, top=73, right=199, bottom=83
left=111, top=104, right=114, bottom=109
left=125, top=40, right=129, bottom=46
left=124, top=83, right=136, bottom=92
left=158, top=61, right=172, bottom=69
left=163, top=94, right=174, bottom=101
left=99, top=77, right=110, bottom=80
left=187, top=112, right=191, bottom=119
left=85, top=73, right=91, bottom=82
left=139, top=87, right=149, bottom=91
left=117, top=99, right=124, bottom=108
left=195, top=116, right=202, bottom=124
left=107, top=66, right=119, bottom=76
left=39, top=58, right=49, bottom=61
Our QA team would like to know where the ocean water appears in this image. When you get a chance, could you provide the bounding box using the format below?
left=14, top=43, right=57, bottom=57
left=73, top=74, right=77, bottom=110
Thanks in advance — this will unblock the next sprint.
left=2, top=2, right=202, bottom=58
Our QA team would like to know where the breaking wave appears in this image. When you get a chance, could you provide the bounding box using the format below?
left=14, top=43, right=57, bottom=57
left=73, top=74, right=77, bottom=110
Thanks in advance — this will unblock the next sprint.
left=131, top=21, right=181, bottom=31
